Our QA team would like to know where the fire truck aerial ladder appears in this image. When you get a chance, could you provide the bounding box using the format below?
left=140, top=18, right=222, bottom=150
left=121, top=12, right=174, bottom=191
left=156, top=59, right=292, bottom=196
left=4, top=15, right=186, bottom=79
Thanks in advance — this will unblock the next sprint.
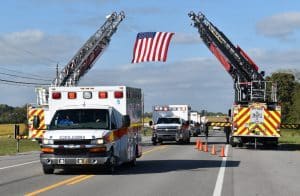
left=53, top=11, right=125, bottom=87
left=188, top=11, right=281, bottom=147
left=28, top=11, right=125, bottom=140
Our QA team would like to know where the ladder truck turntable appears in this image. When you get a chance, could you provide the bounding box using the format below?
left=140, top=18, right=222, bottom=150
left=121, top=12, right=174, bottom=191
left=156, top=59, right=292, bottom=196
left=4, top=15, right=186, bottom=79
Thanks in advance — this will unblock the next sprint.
left=27, top=12, right=144, bottom=174
left=189, top=11, right=281, bottom=147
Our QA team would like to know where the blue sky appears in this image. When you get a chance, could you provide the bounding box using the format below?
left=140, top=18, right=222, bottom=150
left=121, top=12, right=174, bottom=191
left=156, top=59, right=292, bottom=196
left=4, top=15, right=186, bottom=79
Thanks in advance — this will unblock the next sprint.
left=0, top=0, right=300, bottom=112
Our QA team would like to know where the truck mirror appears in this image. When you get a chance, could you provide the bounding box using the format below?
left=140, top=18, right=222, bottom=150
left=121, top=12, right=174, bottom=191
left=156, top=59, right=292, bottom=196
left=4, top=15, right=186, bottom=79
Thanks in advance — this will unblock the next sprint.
left=228, top=109, right=231, bottom=117
left=33, top=115, right=40, bottom=129
left=149, top=121, right=153, bottom=126
left=122, top=115, right=131, bottom=128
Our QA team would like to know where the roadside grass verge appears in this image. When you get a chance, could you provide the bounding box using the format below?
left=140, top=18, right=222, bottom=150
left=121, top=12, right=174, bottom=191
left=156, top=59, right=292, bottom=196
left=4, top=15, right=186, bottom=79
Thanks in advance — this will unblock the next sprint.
left=0, top=136, right=40, bottom=156
left=279, top=129, right=300, bottom=144
left=0, top=123, right=27, bottom=136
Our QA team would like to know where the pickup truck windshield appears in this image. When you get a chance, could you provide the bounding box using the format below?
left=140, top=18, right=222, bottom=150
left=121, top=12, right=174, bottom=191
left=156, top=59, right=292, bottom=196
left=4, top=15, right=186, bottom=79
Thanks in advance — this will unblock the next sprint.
left=49, top=109, right=109, bottom=130
left=157, top=118, right=181, bottom=124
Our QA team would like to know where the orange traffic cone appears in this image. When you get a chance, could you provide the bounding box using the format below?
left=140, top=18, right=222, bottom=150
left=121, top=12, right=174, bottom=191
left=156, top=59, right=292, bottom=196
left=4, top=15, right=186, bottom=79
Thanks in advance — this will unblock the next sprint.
left=211, top=145, right=216, bottom=155
left=195, top=139, right=200, bottom=149
left=203, top=143, right=208, bottom=152
left=195, top=139, right=199, bottom=149
left=220, top=145, right=226, bottom=157
left=198, top=142, right=203, bottom=151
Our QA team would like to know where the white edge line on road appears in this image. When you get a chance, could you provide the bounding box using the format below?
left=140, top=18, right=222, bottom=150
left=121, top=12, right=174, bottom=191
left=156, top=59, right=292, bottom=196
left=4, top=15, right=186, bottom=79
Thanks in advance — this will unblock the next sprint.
left=213, top=145, right=229, bottom=196
left=0, top=160, right=39, bottom=170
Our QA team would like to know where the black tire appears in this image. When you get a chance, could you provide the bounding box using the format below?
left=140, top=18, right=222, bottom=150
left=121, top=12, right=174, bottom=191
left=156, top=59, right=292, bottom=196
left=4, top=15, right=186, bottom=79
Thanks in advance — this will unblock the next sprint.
left=106, top=149, right=116, bottom=174
left=42, top=165, right=54, bottom=174
left=128, top=157, right=137, bottom=167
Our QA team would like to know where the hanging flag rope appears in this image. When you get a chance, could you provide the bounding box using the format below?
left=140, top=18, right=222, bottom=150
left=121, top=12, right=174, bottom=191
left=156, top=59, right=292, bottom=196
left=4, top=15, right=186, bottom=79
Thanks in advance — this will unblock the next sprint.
left=131, top=32, right=174, bottom=63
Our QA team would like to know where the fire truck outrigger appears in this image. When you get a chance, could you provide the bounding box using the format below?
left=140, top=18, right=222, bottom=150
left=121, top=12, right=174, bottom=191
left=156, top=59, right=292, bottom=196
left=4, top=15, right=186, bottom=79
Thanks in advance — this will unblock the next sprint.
left=189, top=12, right=281, bottom=147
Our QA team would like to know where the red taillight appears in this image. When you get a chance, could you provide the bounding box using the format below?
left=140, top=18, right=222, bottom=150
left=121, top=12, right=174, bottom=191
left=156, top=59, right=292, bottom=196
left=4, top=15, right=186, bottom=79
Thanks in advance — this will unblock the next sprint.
left=114, top=91, right=123, bottom=99
left=99, top=91, right=108, bottom=99
left=68, top=92, right=77, bottom=99
left=52, top=92, right=61, bottom=99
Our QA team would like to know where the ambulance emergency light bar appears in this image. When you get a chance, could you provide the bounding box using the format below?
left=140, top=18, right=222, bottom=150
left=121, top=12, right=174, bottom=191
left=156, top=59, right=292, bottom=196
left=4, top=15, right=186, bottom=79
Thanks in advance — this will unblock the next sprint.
left=51, top=90, right=124, bottom=100
left=153, top=106, right=187, bottom=111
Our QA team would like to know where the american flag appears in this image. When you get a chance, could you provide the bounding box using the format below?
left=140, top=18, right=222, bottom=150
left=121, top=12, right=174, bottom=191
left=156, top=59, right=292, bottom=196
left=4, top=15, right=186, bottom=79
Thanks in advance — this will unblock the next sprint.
left=131, top=32, right=174, bottom=63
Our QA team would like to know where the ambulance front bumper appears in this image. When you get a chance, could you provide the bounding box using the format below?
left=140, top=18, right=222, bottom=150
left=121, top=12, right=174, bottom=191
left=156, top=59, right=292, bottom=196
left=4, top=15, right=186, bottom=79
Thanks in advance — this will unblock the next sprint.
left=40, top=153, right=109, bottom=166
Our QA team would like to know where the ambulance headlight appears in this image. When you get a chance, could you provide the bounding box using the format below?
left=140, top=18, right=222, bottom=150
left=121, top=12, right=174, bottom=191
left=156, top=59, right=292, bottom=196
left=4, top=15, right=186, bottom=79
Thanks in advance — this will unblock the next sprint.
left=43, top=139, right=54, bottom=145
left=91, top=138, right=104, bottom=145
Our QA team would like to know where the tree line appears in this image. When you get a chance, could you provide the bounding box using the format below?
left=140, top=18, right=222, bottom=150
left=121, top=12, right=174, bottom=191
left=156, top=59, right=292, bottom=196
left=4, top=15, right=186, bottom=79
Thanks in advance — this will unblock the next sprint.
left=0, top=71, right=299, bottom=124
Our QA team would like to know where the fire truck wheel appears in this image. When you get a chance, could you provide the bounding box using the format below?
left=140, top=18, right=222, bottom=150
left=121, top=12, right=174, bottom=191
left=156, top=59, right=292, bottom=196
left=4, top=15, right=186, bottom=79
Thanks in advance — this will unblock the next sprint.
left=42, top=165, right=54, bottom=174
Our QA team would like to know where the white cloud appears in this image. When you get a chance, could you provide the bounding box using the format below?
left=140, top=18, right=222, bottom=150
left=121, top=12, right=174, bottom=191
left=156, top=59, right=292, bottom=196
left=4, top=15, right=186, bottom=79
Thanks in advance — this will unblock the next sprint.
left=172, top=32, right=201, bottom=44
left=0, top=29, right=82, bottom=69
left=256, top=12, right=300, bottom=40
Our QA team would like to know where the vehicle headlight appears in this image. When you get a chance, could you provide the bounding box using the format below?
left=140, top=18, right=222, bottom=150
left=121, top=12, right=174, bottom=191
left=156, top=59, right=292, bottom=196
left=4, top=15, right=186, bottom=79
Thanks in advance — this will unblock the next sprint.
left=43, top=139, right=54, bottom=145
left=91, top=139, right=104, bottom=145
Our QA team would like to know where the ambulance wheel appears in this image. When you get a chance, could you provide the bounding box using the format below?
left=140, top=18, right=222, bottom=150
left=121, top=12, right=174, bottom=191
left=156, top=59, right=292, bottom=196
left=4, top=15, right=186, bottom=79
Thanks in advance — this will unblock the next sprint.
left=128, top=157, right=137, bottom=167
left=107, top=149, right=116, bottom=174
left=42, top=165, right=54, bottom=174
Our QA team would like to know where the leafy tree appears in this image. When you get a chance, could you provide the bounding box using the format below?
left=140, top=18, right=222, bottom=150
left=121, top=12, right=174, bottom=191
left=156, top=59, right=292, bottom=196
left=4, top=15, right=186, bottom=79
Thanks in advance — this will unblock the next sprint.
left=268, top=72, right=298, bottom=123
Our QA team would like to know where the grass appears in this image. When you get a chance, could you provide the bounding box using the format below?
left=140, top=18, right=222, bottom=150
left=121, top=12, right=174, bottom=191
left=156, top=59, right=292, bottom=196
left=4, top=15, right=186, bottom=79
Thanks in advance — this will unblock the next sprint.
left=0, top=136, right=40, bottom=156
left=0, top=123, right=28, bottom=136
left=279, top=129, right=300, bottom=144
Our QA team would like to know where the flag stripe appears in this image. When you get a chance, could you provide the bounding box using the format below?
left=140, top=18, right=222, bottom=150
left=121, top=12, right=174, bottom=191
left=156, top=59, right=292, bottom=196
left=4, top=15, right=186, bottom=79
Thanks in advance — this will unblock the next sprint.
left=132, top=32, right=174, bottom=63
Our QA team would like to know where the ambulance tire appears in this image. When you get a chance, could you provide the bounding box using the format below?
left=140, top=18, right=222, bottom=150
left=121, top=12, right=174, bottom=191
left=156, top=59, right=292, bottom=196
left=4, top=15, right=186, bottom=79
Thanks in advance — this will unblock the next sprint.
left=128, top=157, right=137, bottom=167
left=42, top=164, right=54, bottom=174
left=106, top=149, right=116, bottom=174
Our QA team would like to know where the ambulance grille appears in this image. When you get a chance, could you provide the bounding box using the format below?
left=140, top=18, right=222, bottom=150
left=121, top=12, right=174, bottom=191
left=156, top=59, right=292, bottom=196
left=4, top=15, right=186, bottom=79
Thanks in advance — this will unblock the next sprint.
left=54, top=139, right=92, bottom=145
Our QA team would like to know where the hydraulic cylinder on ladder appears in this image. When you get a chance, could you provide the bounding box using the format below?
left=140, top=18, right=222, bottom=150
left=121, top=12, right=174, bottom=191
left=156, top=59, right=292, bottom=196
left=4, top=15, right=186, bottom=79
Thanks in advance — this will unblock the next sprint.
left=188, top=11, right=281, bottom=147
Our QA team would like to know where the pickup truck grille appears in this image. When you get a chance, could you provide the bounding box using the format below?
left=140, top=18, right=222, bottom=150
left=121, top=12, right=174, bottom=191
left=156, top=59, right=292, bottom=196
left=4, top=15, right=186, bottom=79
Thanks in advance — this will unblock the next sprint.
left=54, top=139, right=92, bottom=145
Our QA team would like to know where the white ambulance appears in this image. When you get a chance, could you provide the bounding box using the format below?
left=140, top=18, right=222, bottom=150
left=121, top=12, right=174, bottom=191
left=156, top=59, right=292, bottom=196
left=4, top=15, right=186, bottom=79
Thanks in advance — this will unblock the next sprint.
left=34, top=86, right=142, bottom=174
left=151, top=105, right=191, bottom=145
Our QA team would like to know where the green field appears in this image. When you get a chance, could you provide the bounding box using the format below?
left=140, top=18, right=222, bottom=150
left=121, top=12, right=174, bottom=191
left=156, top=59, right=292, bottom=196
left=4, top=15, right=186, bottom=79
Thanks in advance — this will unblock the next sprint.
left=279, top=129, right=300, bottom=144
left=0, top=123, right=27, bottom=136
left=0, top=136, right=40, bottom=156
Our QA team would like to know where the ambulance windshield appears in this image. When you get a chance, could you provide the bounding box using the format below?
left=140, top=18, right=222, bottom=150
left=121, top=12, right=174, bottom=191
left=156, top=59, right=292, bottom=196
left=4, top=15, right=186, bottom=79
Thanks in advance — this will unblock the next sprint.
left=49, top=109, right=109, bottom=130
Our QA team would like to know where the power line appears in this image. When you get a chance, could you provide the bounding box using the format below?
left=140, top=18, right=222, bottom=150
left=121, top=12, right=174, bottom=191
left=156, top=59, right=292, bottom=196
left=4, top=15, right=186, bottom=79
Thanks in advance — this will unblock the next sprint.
left=0, top=71, right=51, bottom=82
left=0, top=78, right=49, bottom=86
left=0, top=66, right=53, bottom=79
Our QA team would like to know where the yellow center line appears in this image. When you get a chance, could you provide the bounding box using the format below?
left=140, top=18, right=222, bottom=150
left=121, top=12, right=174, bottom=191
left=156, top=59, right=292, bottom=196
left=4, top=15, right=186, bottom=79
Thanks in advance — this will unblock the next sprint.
left=143, top=145, right=168, bottom=155
left=67, top=175, right=95, bottom=185
left=25, top=175, right=87, bottom=196
left=25, top=145, right=169, bottom=195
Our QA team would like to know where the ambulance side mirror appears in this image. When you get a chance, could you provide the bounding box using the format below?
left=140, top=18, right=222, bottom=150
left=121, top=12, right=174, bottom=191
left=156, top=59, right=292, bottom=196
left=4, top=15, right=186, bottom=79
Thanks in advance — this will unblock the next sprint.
left=122, top=115, right=131, bottom=128
left=149, top=121, right=153, bottom=126
left=33, top=115, right=40, bottom=129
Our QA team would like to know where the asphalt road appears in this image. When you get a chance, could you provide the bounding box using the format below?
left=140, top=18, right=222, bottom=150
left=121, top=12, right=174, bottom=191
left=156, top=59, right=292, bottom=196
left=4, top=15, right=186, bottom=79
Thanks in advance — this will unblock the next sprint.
left=0, top=132, right=299, bottom=196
